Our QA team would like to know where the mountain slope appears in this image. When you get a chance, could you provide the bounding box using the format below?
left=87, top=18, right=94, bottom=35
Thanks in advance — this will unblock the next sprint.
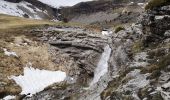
left=37, top=0, right=93, bottom=8
left=0, top=0, right=58, bottom=20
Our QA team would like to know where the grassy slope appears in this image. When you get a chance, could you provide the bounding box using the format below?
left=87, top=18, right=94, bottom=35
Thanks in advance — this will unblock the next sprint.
left=0, top=14, right=57, bottom=29
left=0, top=14, right=84, bottom=31
left=0, top=14, right=59, bottom=97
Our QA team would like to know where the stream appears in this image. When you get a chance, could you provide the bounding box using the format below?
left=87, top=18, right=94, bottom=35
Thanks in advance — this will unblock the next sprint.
left=90, top=45, right=111, bottom=86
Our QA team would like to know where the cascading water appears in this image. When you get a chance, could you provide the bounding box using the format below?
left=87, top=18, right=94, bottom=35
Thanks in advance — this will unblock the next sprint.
left=90, top=45, right=111, bottom=86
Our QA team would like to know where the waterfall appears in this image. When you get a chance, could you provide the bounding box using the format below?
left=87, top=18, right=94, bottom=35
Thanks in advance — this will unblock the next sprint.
left=90, top=45, right=111, bottom=86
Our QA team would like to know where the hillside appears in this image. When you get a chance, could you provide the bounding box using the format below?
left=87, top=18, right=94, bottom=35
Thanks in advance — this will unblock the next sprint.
left=1, top=0, right=170, bottom=100
left=0, top=0, right=59, bottom=20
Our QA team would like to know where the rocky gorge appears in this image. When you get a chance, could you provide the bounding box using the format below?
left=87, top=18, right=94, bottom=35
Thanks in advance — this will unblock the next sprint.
left=1, top=0, right=170, bottom=100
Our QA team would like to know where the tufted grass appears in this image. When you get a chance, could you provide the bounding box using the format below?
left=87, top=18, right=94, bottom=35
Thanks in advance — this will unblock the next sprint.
left=145, top=0, right=170, bottom=10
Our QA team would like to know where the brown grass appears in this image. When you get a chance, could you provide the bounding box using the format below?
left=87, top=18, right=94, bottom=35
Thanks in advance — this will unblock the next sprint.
left=0, top=14, right=57, bottom=30
left=145, top=0, right=170, bottom=10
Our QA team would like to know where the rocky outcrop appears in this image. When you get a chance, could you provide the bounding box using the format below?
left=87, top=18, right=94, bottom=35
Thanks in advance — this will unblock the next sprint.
left=24, top=0, right=59, bottom=19
left=18, top=26, right=111, bottom=100
left=29, top=27, right=108, bottom=84
left=60, top=0, right=117, bottom=20
left=60, top=0, right=146, bottom=27
left=140, top=6, right=170, bottom=36
left=101, top=4, right=170, bottom=100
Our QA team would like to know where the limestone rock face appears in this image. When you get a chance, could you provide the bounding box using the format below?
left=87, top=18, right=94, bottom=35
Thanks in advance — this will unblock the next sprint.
left=140, top=5, right=170, bottom=36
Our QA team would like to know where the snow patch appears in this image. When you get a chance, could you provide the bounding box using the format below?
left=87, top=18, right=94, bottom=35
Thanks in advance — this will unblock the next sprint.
left=0, top=0, right=41, bottom=19
left=90, top=45, right=111, bottom=86
left=102, top=30, right=113, bottom=36
left=137, top=3, right=144, bottom=6
left=155, top=16, right=164, bottom=20
left=3, top=95, right=15, bottom=100
left=38, top=0, right=93, bottom=8
left=10, top=67, right=66, bottom=95
left=3, top=48, right=18, bottom=57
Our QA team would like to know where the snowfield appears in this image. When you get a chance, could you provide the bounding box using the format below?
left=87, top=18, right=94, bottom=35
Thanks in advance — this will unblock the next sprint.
left=0, top=0, right=42, bottom=19
left=0, top=0, right=93, bottom=19
left=38, top=0, right=93, bottom=8
left=10, top=67, right=66, bottom=95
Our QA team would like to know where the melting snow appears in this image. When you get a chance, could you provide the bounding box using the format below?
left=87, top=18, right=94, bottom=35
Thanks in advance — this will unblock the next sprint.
left=38, top=0, right=93, bottom=8
left=3, top=95, right=15, bottom=100
left=90, top=45, right=111, bottom=86
left=137, top=3, right=144, bottom=6
left=0, top=0, right=41, bottom=19
left=3, top=48, right=18, bottom=57
left=102, top=30, right=113, bottom=36
left=155, top=16, right=165, bottom=20
left=10, top=67, right=66, bottom=95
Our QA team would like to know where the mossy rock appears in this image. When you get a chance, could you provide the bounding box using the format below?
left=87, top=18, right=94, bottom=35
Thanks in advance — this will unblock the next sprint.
left=138, top=87, right=150, bottom=99
left=149, top=92, right=164, bottom=100
left=157, top=53, right=170, bottom=70
left=115, top=26, right=125, bottom=33
left=145, top=0, right=170, bottom=10
left=141, top=53, right=170, bottom=74
left=147, top=70, right=161, bottom=79
left=0, top=48, right=4, bottom=57
left=109, top=92, right=134, bottom=100
left=100, top=76, right=122, bottom=100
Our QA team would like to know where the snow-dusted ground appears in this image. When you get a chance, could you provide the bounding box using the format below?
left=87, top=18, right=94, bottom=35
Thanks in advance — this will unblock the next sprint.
left=90, top=45, right=111, bottom=86
left=10, top=67, right=66, bottom=95
left=38, top=0, right=93, bottom=8
left=0, top=0, right=42, bottom=19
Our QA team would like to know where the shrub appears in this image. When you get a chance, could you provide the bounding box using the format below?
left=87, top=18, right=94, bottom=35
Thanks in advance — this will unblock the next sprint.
left=145, top=0, right=170, bottom=10
left=114, top=26, right=125, bottom=33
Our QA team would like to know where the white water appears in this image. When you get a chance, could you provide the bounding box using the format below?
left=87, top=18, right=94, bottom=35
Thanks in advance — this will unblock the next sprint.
left=90, top=45, right=111, bottom=86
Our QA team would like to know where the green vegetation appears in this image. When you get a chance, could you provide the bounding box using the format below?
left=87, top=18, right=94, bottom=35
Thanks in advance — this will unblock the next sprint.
left=0, top=48, right=4, bottom=57
left=114, top=26, right=125, bottom=33
left=101, top=67, right=137, bottom=100
left=145, top=0, right=170, bottom=10
left=141, top=52, right=170, bottom=80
